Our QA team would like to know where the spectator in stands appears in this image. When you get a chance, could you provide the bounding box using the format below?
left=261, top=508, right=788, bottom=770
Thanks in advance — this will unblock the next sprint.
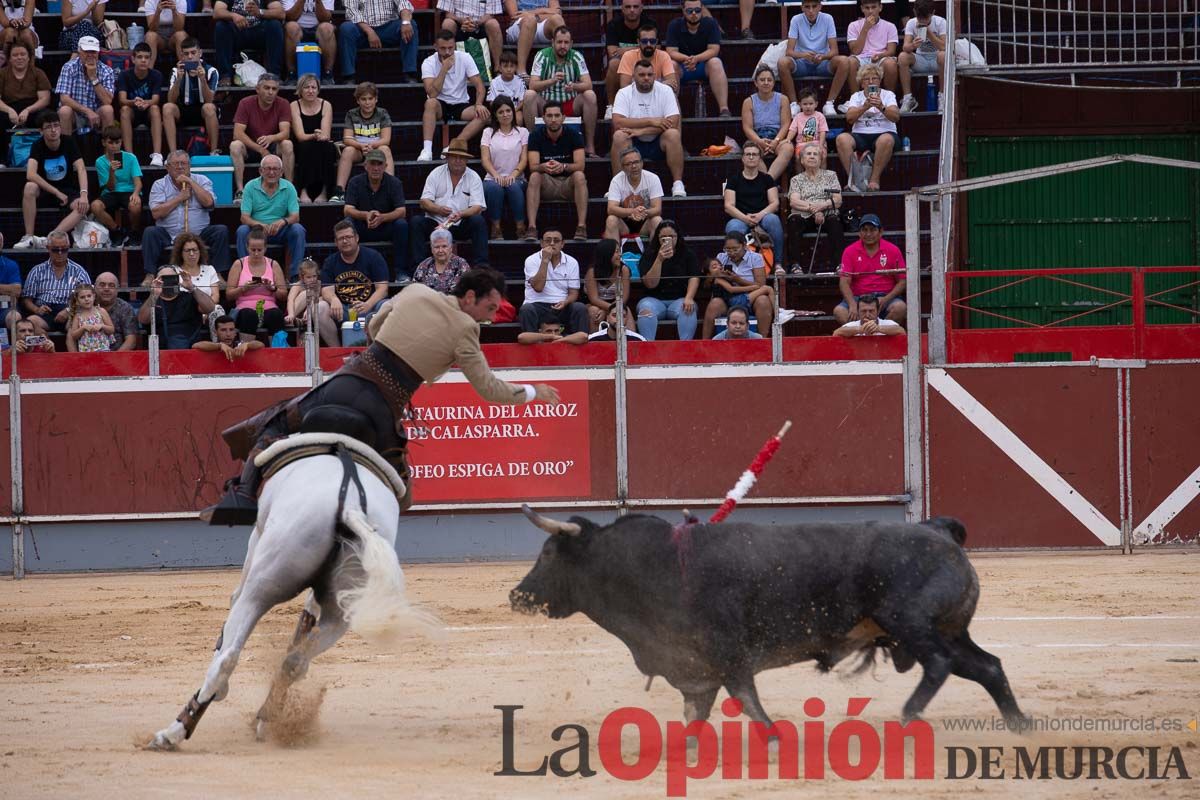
left=333, top=81, right=393, bottom=200
left=834, top=213, right=906, bottom=326
left=64, top=283, right=114, bottom=353
left=227, top=225, right=289, bottom=345
left=344, top=149, right=410, bottom=280
left=517, top=318, right=587, bottom=345
left=321, top=219, right=390, bottom=322
left=56, top=35, right=114, bottom=136
left=778, top=0, right=845, bottom=117
left=786, top=141, right=843, bottom=274
left=703, top=232, right=774, bottom=339
left=503, top=0, right=565, bottom=77
left=439, top=0, right=503, bottom=70
left=237, top=154, right=306, bottom=276
left=413, top=227, right=471, bottom=293
left=713, top=305, right=761, bottom=339
left=59, top=0, right=104, bottom=52
left=418, top=31, right=489, bottom=162
left=90, top=125, right=144, bottom=247
left=583, top=237, right=632, bottom=332
left=523, top=26, right=598, bottom=158
left=740, top=67, right=792, bottom=181
left=231, top=73, right=294, bottom=199
left=289, top=74, right=337, bottom=202
left=117, top=43, right=165, bottom=167
left=834, top=292, right=904, bottom=337
left=603, top=0, right=652, bottom=119
left=0, top=234, right=20, bottom=327
left=617, top=23, right=677, bottom=93
left=841, top=0, right=899, bottom=109
left=481, top=96, right=529, bottom=240
left=835, top=62, right=900, bottom=191
left=193, top=314, right=267, bottom=357
left=138, top=265, right=217, bottom=349
left=164, top=38, right=220, bottom=156
left=611, top=59, right=686, bottom=198
left=667, top=0, right=730, bottom=116
left=0, top=42, right=50, bottom=160
left=519, top=226, right=588, bottom=336
left=724, top=142, right=783, bottom=257
left=168, top=232, right=222, bottom=304
left=0, top=0, right=37, bottom=55
left=588, top=302, right=645, bottom=342
left=284, top=258, right=337, bottom=345
left=487, top=50, right=528, bottom=117
left=13, top=318, right=56, bottom=353
left=145, top=0, right=188, bottom=67
left=636, top=219, right=701, bottom=340
left=898, top=0, right=946, bottom=113
left=16, top=111, right=88, bottom=250
left=93, top=272, right=138, bottom=350
left=525, top=100, right=587, bottom=241
left=784, top=87, right=829, bottom=157
left=19, top=231, right=90, bottom=334
left=144, top=150, right=230, bottom=278
left=412, top=137, right=488, bottom=266
left=603, top=146, right=662, bottom=241
left=710, top=0, right=756, bottom=41
left=283, top=0, right=336, bottom=85
left=339, top=0, right=420, bottom=86
left=214, top=0, right=286, bottom=87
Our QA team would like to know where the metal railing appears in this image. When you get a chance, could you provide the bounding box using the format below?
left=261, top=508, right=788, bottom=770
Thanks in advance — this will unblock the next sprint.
left=962, top=0, right=1200, bottom=71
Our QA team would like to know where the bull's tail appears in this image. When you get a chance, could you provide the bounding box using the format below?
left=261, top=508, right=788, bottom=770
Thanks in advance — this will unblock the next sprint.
left=920, top=516, right=968, bottom=547
left=335, top=509, right=442, bottom=646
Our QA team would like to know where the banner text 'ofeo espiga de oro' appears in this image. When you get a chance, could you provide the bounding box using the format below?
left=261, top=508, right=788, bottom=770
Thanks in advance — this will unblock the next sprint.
left=401, top=380, right=591, bottom=504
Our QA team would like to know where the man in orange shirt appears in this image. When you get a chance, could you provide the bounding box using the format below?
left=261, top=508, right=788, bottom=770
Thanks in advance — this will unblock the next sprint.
left=617, top=22, right=678, bottom=94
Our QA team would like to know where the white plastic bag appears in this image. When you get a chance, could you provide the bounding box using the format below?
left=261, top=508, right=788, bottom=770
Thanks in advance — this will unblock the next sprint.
left=755, top=40, right=789, bottom=79
left=72, top=218, right=110, bottom=249
left=954, top=38, right=988, bottom=67
left=234, top=52, right=266, bottom=87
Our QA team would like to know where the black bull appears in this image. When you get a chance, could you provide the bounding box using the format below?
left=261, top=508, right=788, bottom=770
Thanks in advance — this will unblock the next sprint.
left=511, top=508, right=1027, bottom=730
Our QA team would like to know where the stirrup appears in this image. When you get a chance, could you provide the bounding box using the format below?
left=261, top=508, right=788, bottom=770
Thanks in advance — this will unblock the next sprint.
left=199, top=489, right=259, bottom=526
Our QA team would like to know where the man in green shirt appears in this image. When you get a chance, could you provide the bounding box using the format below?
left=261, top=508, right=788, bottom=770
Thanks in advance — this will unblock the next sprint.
left=521, top=26, right=597, bottom=157
left=236, top=154, right=307, bottom=277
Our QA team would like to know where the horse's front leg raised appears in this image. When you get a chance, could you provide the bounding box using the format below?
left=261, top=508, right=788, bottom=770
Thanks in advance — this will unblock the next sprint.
left=149, top=594, right=273, bottom=750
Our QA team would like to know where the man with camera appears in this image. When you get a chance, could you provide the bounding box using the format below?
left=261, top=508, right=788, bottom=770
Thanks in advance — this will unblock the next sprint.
left=137, top=265, right=217, bottom=350
left=163, top=38, right=221, bottom=155
left=12, top=318, right=56, bottom=353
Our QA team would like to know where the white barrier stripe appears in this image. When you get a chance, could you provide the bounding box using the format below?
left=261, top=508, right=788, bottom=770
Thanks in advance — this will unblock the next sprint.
left=1133, top=462, right=1200, bottom=540
left=628, top=362, right=903, bottom=380
left=928, top=369, right=1121, bottom=546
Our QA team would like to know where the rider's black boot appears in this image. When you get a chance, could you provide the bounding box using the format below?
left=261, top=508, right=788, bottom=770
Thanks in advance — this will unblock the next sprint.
left=199, top=463, right=262, bottom=526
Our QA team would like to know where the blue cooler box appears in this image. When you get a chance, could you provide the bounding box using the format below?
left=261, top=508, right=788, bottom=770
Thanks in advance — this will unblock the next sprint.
left=296, top=45, right=321, bottom=78
left=191, top=155, right=234, bottom=204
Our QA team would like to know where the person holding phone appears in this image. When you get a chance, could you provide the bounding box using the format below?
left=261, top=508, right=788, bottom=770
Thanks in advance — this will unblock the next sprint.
left=835, top=61, right=900, bottom=192
left=137, top=264, right=217, bottom=349
left=144, top=0, right=189, bottom=66
left=13, top=318, right=56, bottom=353
left=227, top=224, right=288, bottom=346
left=898, top=0, right=947, bottom=113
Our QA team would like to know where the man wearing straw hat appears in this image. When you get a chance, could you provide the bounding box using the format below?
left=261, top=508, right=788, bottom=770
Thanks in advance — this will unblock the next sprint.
left=410, top=137, right=489, bottom=267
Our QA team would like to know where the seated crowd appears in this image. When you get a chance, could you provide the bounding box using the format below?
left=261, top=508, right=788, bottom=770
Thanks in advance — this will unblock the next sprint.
left=2, top=0, right=939, bottom=352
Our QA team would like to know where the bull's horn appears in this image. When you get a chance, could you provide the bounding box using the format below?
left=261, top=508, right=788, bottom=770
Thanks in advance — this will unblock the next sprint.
left=521, top=504, right=582, bottom=537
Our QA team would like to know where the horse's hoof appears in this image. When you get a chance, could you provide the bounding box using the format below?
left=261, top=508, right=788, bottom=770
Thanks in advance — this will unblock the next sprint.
left=255, top=718, right=269, bottom=742
left=147, top=731, right=179, bottom=751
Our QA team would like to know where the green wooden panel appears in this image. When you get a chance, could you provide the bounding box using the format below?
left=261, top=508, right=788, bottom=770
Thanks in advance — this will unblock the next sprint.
left=964, top=135, right=1199, bottom=328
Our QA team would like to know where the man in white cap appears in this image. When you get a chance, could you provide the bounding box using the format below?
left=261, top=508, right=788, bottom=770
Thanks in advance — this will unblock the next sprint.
left=55, top=36, right=115, bottom=135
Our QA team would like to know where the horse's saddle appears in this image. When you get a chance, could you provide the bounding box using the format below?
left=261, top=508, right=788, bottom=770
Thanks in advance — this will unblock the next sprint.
left=254, top=433, right=407, bottom=504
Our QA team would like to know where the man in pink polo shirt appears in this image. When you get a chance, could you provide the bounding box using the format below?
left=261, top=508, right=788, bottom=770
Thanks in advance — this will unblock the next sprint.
left=834, top=213, right=906, bottom=325
left=838, top=0, right=899, bottom=109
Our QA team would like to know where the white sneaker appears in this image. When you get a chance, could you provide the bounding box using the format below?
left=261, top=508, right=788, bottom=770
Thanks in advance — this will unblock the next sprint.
left=790, top=101, right=801, bottom=117
left=938, top=91, right=945, bottom=110
left=837, top=101, right=851, bottom=114
left=900, top=94, right=919, bottom=113
left=149, top=152, right=164, bottom=167
left=13, top=234, right=36, bottom=249
left=822, top=101, right=836, bottom=116
left=416, top=147, right=433, bottom=162
left=671, top=180, right=687, bottom=198
left=604, top=104, right=613, bottom=120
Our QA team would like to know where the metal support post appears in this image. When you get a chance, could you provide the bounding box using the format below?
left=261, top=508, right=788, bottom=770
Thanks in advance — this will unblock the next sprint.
left=929, top=198, right=947, bottom=364
left=9, top=369, right=24, bottom=579
left=771, top=269, right=783, bottom=364
left=613, top=291, right=629, bottom=514
left=903, top=192, right=924, bottom=522
left=147, top=296, right=160, bottom=377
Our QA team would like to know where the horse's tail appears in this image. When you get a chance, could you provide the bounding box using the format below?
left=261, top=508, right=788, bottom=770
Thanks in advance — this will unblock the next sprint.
left=335, top=508, right=442, bottom=646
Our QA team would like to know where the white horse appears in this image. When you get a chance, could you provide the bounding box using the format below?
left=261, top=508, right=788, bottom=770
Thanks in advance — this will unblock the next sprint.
left=149, top=434, right=435, bottom=750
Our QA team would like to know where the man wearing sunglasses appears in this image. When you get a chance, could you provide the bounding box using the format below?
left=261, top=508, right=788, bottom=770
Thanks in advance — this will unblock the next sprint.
left=666, top=0, right=730, bottom=116
left=616, top=22, right=678, bottom=94
left=19, top=231, right=92, bottom=335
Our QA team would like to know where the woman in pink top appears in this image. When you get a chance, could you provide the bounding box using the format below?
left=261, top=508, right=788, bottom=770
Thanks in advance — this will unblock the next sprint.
left=227, top=225, right=289, bottom=346
left=480, top=96, right=530, bottom=241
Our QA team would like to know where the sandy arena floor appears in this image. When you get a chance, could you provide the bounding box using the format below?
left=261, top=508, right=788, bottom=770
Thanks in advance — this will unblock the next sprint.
left=2, top=552, right=1198, bottom=799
